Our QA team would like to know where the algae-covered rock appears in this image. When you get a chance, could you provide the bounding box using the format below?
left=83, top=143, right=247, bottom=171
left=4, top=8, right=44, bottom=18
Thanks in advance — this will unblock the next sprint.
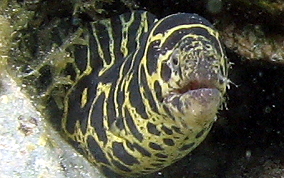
left=0, top=15, right=12, bottom=74
left=0, top=1, right=106, bottom=177
left=215, top=0, right=284, bottom=62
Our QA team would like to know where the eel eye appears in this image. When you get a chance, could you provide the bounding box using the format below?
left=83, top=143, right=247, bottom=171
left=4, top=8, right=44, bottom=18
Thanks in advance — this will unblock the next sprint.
left=172, top=56, right=179, bottom=66
left=169, top=50, right=179, bottom=68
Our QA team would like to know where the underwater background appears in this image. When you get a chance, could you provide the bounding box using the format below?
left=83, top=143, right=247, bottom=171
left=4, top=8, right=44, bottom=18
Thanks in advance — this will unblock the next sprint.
left=0, top=0, right=284, bottom=177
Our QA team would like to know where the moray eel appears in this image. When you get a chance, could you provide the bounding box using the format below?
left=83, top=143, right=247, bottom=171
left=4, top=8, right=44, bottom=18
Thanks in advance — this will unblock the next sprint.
left=12, top=10, right=229, bottom=177
left=60, top=11, right=229, bottom=176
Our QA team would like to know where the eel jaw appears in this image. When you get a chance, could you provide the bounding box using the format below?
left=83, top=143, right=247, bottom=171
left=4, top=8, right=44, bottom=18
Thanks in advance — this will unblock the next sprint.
left=163, top=78, right=223, bottom=126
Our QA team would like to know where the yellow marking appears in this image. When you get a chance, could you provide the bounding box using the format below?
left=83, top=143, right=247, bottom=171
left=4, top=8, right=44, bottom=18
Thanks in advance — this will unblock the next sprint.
left=81, top=87, right=88, bottom=108
left=119, top=14, right=134, bottom=57
left=141, top=11, right=153, bottom=33
left=113, top=60, right=126, bottom=116
left=83, top=33, right=94, bottom=76
left=138, top=63, right=164, bottom=114
left=88, top=82, right=111, bottom=128
left=148, top=24, right=218, bottom=45
left=103, top=20, right=116, bottom=66
left=98, top=20, right=117, bottom=76
left=91, top=22, right=105, bottom=65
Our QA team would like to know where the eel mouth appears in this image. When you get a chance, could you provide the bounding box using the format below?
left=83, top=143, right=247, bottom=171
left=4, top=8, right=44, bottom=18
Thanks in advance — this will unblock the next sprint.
left=174, top=80, right=218, bottom=94
left=163, top=78, right=224, bottom=115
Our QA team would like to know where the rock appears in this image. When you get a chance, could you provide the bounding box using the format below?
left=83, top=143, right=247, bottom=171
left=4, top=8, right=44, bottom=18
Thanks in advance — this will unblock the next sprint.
left=0, top=73, right=105, bottom=178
